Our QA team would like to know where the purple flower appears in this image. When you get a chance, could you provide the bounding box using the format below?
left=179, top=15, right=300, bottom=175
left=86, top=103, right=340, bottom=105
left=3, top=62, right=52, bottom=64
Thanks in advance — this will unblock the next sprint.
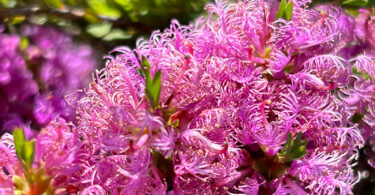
left=0, top=25, right=96, bottom=134
left=0, top=0, right=371, bottom=194
left=48, top=0, right=363, bottom=193
left=0, top=32, right=38, bottom=133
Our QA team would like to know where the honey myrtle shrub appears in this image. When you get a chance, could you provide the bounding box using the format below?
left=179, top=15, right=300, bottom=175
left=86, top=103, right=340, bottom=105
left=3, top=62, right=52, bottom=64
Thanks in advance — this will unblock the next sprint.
left=1, top=0, right=375, bottom=194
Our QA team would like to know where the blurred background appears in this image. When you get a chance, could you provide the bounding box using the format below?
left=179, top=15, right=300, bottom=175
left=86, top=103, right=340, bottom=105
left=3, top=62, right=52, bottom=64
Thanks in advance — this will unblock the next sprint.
left=0, top=0, right=209, bottom=65
left=0, top=0, right=374, bottom=194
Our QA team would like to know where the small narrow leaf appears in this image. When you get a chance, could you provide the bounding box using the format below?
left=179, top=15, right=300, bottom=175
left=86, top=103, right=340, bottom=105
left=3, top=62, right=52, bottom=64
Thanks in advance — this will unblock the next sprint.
left=363, top=74, right=370, bottom=80
left=285, top=133, right=293, bottom=155
left=342, top=0, right=368, bottom=7
left=284, top=0, right=294, bottom=21
left=353, top=67, right=371, bottom=80
left=289, top=141, right=307, bottom=160
left=294, top=132, right=302, bottom=145
left=141, top=56, right=162, bottom=110
left=22, top=140, right=35, bottom=167
left=145, top=70, right=162, bottom=109
left=352, top=67, right=361, bottom=75
left=135, top=67, right=145, bottom=79
left=13, top=128, right=26, bottom=160
left=141, top=56, right=151, bottom=71
left=152, top=70, right=162, bottom=106
left=145, top=90, right=157, bottom=109
left=276, top=0, right=287, bottom=19
left=280, top=132, right=307, bottom=162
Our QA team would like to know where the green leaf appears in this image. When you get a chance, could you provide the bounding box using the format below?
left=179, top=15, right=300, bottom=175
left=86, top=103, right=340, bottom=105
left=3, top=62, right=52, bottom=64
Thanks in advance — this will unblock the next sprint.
left=352, top=67, right=360, bottom=75
left=22, top=140, right=35, bottom=167
left=135, top=67, right=145, bottom=79
left=152, top=70, right=162, bottom=104
left=87, top=0, right=122, bottom=19
left=86, top=22, right=112, bottom=38
left=284, top=0, right=294, bottom=21
left=342, top=0, right=368, bottom=7
left=103, top=29, right=133, bottom=41
left=344, top=8, right=360, bottom=17
left=145, top=70, right=162, bottom=109
left=10, top=15, right=25, bottom=25
left=363, top=74, right=371, bottom=80
left=13, top=128, right=26, bottom=160
left=289, top=144, right=307, bottom=160
left=114, top=0, right=133, bottom=10
left=151, top=149, right=174, bottom=190
left=0, top=0, right=16, bottom=8
left=139, top=56, right=162, bottom=110
left=145, top=90, right=156, bottom=109
left=353, top=67, right=371, bottom=80
left=43, top=0, right=65, bottom=9
left=141, top=56, right=151, bottom=71
left=276, top=0, right=287, bottom=19
left=19, top=36, right=29, bottom=50
left=351, top=112, right=364, bottom=123
left=13, top=128, right=35, bottom=168
left=289, top=133, right=307, bottom=160
left=285, top=133, right=292, bottom=155
left=276, top=0, right=293, bottom=21
left=280, top=132, right=307, bottom=162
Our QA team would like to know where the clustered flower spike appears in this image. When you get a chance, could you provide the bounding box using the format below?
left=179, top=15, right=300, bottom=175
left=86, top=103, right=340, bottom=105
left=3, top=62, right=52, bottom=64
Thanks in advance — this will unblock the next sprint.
left=0, top=25, right=96, bottom=134
left=0, top=0, right=374, bottom=194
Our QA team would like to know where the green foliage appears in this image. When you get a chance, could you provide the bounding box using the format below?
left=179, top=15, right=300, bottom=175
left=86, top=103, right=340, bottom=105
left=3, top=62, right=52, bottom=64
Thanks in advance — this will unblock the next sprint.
left=86, top=22, right=112, bottom=38
left=0, top=0, right=208, bottom=68
left=0, top=0, right=16, bottom=8
left=279, top=132, right=307, bottom=162
left=87, top=0, right=122, bottom=19
left=276, top=0, right=294, bottom=21
left=252, top=156, right=289, bottom=179
left=151, top=149, right=174, bottom=190
left=310, top=0, right=371, bottom=10
left=351, top=112, right=365, bottom=124
left=43, top=0, right=64, bottom=9
left=353, top=67, right=371, bottom=80
left=13, top=128, right=35, bottom=168
left=103, top=28, right=133, bottom=41
left=145, top=70, right=162, bottom=109
left=276, top=0, right=287, bottom=19
left=13, top=128, right=26, bottom=159
left=342, top=0, right=368, bottom=7
left=0, top=0, right=207, bottom=46
left=137, top=56, right=162, bottom=110
left=19, top=36, right=28, bottom=49
left=13, top=128, right=53, bottom=194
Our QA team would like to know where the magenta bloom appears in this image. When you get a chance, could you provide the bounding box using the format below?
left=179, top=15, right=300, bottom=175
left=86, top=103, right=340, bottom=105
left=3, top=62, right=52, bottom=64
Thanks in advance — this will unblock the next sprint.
left=0, top=0, right=373, bottom=194
left=0, top=32, right=38, bottom=133
left=0, top=25, right=96, bottom=134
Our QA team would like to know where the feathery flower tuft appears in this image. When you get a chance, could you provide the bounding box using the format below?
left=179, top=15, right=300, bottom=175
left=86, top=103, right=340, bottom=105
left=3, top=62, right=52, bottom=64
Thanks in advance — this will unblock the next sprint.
left=1, top=0, right=373, bottom=194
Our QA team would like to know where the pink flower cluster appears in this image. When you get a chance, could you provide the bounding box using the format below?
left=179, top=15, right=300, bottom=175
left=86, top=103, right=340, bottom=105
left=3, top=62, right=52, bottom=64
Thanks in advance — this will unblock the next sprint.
left=1, top=0, right=374, bottom=194
left=0, top=25, right=96, bottom=135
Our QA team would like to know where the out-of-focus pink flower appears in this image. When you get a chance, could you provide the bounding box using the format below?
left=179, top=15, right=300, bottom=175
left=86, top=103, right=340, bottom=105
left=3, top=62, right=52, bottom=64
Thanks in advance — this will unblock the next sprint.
left=0, top=25, right=96, bottom=134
